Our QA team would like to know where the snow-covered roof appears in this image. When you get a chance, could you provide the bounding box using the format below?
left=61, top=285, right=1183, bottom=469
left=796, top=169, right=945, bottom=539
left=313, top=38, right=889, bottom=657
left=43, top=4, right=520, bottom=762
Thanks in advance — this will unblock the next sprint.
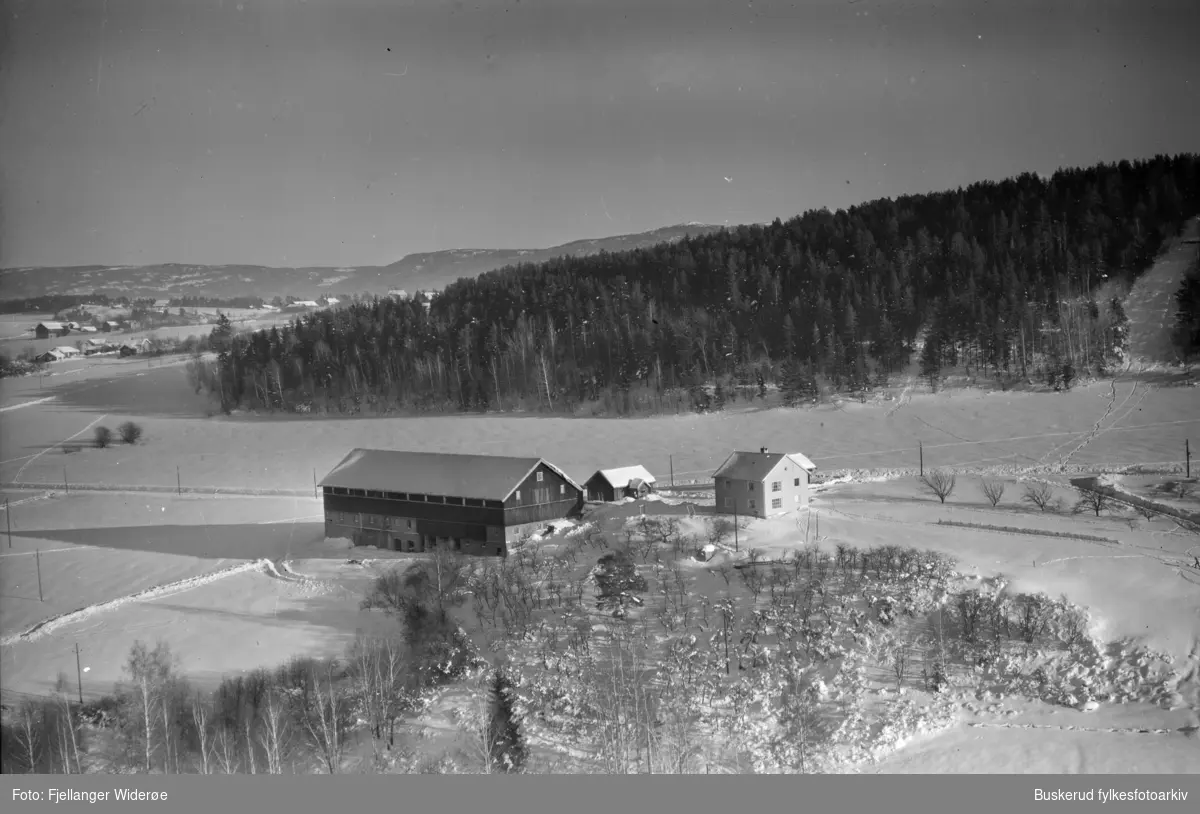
left=53, top=346, right=81, bottom=355
left=592, top=465, right=657, bottom=489
left=785, top=452, right=818, bottom=472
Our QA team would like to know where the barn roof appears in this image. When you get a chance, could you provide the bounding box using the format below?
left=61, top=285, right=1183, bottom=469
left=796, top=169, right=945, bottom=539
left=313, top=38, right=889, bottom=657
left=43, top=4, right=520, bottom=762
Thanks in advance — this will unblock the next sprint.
left=712, top=450, right=816, bottom=482
left=37, top=321, right=65, bottom=330
left=591, top=465, right=657, bottom=489
left=318, top=449, right=582, bottom=502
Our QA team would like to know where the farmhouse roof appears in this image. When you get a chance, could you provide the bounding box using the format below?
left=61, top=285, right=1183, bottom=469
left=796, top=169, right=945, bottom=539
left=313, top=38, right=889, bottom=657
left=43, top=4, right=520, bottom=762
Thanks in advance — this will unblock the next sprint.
left=319, top=449, right=582, bottom=502
left=153, top=299, right=171, bottom=307
left=591, top=465, right=657, bottom=489
left=37, top=321, right=65, bottom=330
left=52, top=346, right=81, bottom=356
left=712, top=450, right=816, bottom=482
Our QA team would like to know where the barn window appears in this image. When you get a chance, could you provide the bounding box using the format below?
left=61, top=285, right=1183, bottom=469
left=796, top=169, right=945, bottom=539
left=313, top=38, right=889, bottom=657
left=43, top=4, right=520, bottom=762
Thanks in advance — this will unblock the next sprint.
left=367, top=490, right=383, bottom=499
left=323, top=486, right=333, bottom=495
left=748, top=499, right=756, bottom=510
left=515, top=490, right=521, bottom=501
left=560, top=484, right=565, bottom=495
left=794, top=478, right=800, bottom=486
left=351, top=489, right=366, bottom=497
left=385, top=492, right=403, bottom=500
left=771, top=481, right=781, bottom=492
left=536, top=471, right=544, bottom=482
left=794, top=495, right=800, bottom=502
left=771, top=498, right=782, bottom=509
left=747, top=482, right=753, bottom=492
left=724, top=498, right=732, bottom=508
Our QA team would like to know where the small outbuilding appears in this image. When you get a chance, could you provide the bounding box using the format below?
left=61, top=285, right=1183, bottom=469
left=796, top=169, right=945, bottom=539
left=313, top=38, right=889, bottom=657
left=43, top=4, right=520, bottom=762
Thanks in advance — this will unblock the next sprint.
left=585, top=465, right=658, bottom=502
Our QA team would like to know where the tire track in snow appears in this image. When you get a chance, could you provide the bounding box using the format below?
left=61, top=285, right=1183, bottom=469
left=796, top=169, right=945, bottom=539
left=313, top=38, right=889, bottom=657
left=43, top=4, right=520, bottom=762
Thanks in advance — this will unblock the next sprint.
left=10, top=413, right=109, bottom=483
left=0, top=558, right=271, bottom=646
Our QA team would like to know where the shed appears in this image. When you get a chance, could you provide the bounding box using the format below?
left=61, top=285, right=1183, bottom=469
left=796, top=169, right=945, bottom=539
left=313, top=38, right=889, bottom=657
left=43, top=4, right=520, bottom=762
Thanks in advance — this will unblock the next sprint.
left=585, top=465, right=658, bottom=502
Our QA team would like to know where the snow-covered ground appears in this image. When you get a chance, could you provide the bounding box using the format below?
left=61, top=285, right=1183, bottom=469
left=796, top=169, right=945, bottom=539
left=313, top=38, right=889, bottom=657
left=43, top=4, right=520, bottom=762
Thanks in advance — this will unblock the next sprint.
left=1123, top=215, right=1199, bottom=371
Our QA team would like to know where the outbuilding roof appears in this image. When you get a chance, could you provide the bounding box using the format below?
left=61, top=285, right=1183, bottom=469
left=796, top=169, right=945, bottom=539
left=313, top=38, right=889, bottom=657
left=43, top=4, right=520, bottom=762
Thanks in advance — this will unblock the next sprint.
left=590, top=465, right=657, bottom=489
left=712, top=450, right=817, bottom=482
left=318, top=449, right=582, bottom=502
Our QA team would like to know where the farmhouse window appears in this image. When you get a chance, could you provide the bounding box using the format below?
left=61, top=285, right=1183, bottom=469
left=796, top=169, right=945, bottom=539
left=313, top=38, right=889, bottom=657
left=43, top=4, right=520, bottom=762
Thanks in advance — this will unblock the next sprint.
left=407, top=519, right=413, bottom=529
left=771, top=481, right=781, bottom=492
left=747, top=482, right=753, bottom=492
left=537, top=471, right=544, bottom=482
left=794, top=478, right=800, bottom=486
left=771, top=498, right=782, bottom=509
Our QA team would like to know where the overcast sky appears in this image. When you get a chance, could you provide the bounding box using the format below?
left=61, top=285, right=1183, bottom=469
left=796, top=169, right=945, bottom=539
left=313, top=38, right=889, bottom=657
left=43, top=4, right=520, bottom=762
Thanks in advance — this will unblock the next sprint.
left=1, top=0, right=1197, bottom=268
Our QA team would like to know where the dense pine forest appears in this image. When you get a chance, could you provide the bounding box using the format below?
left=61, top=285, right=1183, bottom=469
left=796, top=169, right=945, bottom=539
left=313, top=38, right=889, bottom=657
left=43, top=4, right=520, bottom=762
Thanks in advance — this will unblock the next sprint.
left=190, top=155, right=1200, bottom=416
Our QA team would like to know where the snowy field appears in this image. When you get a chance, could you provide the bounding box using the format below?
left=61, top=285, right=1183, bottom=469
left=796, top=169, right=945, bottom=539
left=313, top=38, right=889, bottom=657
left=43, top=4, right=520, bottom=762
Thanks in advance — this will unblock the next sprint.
left=2, top=369, right=1197, bottom=493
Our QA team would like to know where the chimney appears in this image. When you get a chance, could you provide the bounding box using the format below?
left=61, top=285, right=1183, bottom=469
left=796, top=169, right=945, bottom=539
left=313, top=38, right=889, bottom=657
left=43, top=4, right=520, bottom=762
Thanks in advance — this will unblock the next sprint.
left=760, top=447, right=768, bottom=454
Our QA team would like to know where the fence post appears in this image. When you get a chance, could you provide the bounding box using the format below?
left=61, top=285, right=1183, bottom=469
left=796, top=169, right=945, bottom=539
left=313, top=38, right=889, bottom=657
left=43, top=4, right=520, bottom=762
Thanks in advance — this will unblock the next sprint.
left=1187, top=439, right=1191, bottom=479
left=37, top=548, right=44, bottom=602
left=919, top=441, right=924, bottom=478
left=76, top=643, right=84, bottom=704
left=5, top=499, right=10, bottom=547
left=670, top=455, right=674, bottom=488
left=177, top=466, right=182, bottom=496
left=314, top=469, right=318, bottom=500
left=64, top=466, right=69, bottom=495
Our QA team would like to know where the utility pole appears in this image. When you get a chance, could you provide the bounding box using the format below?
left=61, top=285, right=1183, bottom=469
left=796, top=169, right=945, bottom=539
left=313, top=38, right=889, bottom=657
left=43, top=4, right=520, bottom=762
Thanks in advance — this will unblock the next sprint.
left=733, top=504, right=739, bottom=552
left=75, top=643, right=84, bottom=704
left=36, top=549, right=44, bottom=602
left=670, top=455, right=674, bottom=488
left=177, top=466, right=182, bottom=496
left=64, top=467, right=69, bottom=495
left=1187, top=439, right=1192, bottom=479
left=919, top=441, right=924, bottom=478
left=314, top=468, right=319, bottom=500
left=5, top=499, right=10, bottom=548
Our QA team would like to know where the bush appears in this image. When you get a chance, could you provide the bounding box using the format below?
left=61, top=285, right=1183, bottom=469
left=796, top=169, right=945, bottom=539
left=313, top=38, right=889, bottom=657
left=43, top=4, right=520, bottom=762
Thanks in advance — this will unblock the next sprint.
left=94, top=426, right=113, bottom=448
left=118, top=421, right=143, bottom=444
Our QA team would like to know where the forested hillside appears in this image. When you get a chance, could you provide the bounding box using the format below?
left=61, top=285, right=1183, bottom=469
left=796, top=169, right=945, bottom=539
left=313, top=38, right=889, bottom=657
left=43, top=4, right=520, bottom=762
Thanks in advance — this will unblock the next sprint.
left=192, top=154, right=1200, bottom=416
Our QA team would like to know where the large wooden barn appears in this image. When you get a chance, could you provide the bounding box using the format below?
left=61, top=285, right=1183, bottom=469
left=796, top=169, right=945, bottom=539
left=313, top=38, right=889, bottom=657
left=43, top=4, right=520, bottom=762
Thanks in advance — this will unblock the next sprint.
left=319, top=449, right=584, bottom=557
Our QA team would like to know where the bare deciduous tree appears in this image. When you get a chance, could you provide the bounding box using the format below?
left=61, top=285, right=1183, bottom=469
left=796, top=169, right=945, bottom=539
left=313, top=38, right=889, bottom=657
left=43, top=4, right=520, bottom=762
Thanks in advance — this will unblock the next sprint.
left=125, top=639, right=176, bottom=773
left=1073, top=488, right=1111, bottom=517
left=980, top=479, right=1005, bottom=507
left=920, top=469, right=956, bottom=504
left=1022, top=482, right=1058, bottom=512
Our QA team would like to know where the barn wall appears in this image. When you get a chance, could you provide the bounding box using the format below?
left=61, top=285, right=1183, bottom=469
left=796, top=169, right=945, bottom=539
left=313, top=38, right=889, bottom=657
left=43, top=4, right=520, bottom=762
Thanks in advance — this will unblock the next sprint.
left=323, top=493, right=504, bottom=526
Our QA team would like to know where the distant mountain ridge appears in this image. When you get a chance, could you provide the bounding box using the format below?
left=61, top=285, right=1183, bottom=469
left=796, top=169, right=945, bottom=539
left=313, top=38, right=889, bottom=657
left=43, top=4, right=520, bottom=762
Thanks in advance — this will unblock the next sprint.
left=0, top=223, right=725, bottom=300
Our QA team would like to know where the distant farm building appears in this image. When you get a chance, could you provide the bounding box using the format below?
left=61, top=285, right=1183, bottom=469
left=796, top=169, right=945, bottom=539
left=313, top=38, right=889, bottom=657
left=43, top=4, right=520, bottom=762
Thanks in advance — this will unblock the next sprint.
left=290, top=300, right=321, bottom=309
left=388, top=289, right=409, bottom=300
left=35, top=322, right=69, bottom=339
left=152, top=299, right=171, bottom=310
left=322, top=297, right=340, bottom=306
left=99, top=320, right=118, bottom=332
left=119, top=344, right=139, bottom=357
left=713, top=447, right=817, bottom=518
left=82, top=339, right=112, bottom=355
left=37, top=346, right=82, bottom=363
left=585, top=465, right=657, bottom=502
left=319, top=449, right=584, bottom=556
